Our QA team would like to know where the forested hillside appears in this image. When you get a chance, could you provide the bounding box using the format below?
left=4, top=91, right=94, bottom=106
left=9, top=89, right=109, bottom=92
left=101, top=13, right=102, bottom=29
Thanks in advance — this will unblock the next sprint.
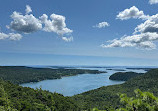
left=72, top=69, right=158, bottom=110
left=0, top=66, right=105, bottom=84
left=94, top=89, right=158, bottom=111
left=0, top=79, right=80, bottom=111
left=0, top=66, right=158, bottom=110
left=109, top=71, right=144, bottom=81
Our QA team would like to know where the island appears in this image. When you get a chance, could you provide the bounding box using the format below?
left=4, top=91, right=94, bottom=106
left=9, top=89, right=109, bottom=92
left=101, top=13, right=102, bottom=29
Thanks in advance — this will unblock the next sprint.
left=0, top=66, right=106, bottom=84
left=109, top=71, right=144, bottom=81
left=126, top=68, right=154, bottom=71
left=106, top=68, right=126, bottom=71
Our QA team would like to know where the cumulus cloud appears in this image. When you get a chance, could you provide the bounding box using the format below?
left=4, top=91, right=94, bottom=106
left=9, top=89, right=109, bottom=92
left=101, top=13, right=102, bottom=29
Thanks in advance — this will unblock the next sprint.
left=9, top=33, right=22, bottom=40
left=149, top=0, right=158, bottom=4
left=101, top=33, right=158, bottom=49
left=0, top=32, right=22, bottom=41
left=5, top=5, right=73, bottom=41
left=102, top=12, right=158, bottom=50
left=25, top=5, right=32, bottom=14
left=134, top=14, right=158, bottom=34
left=0, top=33, right=9, bottom=40
left=93, top=22, right=110, bottom=28
left=9, top=11, right=42, bottom=33
left=40, top=13, right=73, bottom=41
left=40, top=14, right=73, bottom=35
left=62, top=36, right=73, bottom=42
left=116, top=6, right=149, bottom=20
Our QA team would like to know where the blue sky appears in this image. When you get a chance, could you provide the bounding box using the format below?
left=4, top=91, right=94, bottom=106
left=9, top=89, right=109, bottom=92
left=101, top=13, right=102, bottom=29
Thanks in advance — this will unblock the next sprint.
left=0, top=0, right=158, bottom=66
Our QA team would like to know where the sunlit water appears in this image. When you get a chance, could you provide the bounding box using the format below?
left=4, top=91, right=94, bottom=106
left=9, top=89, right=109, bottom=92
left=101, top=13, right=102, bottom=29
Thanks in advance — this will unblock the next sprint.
left=21, top=67, right=146, bottom=96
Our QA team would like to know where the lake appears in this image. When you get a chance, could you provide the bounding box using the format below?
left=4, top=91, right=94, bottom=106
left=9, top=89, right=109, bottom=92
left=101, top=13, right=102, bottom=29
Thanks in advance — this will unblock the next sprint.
left=21, top=67, right=146, bottom=96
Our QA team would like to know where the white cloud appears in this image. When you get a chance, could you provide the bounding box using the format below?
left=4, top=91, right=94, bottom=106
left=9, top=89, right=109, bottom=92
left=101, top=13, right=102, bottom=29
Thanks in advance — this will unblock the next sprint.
left=0, top=32, right=22, bottom=41
left=149, top=0, right=158, bottom=4
left=101, top=33, right=158, bottom=49
left=116, top=6, right=149, bottom=20
left=102, top=7, right=158, bottom=50
left=5, top=5, right=73, bottom=41
left=9, top=11, right=42, bottom=33
left=0, top=33, right=9, bottom=40
left=9, top=33, right=22, bottom=40
left=40, top=14, right=73, bottom=35
left=7, top=5, right=73, bottom=41
left=93, top=22, right=110, bottom=28
left=25, top=5, right=32, bottom=14
left=62, top=36, right=73, bottom=42
left=40, top=13, right=73, bottom=42
left=134, top=14, right=158, bottom=34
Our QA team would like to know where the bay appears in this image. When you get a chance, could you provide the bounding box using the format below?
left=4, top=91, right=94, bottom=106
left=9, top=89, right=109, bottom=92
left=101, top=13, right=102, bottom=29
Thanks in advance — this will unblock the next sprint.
left=21, top=67, right=146, bottom=96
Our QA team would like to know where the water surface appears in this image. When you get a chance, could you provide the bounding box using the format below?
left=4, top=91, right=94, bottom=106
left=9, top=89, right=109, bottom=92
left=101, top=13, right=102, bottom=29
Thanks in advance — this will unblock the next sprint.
left=21, top=67, right=146, bottom=96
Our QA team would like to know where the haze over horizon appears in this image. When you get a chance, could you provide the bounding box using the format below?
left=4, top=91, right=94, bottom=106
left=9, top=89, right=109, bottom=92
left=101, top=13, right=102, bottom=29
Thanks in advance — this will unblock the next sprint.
left=0, top=0, right=158, bottom=66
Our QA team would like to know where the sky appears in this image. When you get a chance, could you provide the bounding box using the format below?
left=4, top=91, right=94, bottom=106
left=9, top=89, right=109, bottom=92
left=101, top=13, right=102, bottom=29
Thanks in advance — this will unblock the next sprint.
left=0, top=0, right=158, bottom=66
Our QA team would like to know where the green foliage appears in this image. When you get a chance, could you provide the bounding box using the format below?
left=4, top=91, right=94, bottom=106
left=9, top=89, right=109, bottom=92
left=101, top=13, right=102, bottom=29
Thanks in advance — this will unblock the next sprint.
left=109, top=72, right=144, bottom=81
left=0, top=84, right=18, bottom=111
left=0, top=79, right=80, bottom=111
left=93, top=89, right=158, bottom=111
left=0, top=66, right=106, bottom=111
left=117, top=89, right=158, bottom=111
left=0, top=66, right=158, bottom=111
left=72, top=69, right=158, bottom=110
left=0, top=66, right=106, bottom=84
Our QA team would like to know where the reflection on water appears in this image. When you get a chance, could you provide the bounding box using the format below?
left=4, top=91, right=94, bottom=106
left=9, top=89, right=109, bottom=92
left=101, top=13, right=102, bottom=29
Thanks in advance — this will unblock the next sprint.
left=21, top=67, right=146, bottom=96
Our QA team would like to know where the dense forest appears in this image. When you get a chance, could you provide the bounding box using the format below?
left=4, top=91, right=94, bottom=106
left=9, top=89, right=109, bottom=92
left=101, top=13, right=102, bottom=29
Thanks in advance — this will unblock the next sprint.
left=1, top=77, right=158, bottom=111
left=109, top=71, right=144, bottom=81
left=93, top=89, right=158, bottom=111
left=0, top=66, right=106, bottom=84
left=0, top=79, right=80, bottom=111
left=0, top=66, right=158, bottom=110
left=72, top=69, right=158, bottom=110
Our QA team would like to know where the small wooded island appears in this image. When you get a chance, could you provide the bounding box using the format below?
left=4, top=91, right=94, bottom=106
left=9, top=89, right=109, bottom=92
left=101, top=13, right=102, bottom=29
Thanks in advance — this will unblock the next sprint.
left=0, top=66, right=106, bottom=84
left=109, top=71, right=144, bottom=81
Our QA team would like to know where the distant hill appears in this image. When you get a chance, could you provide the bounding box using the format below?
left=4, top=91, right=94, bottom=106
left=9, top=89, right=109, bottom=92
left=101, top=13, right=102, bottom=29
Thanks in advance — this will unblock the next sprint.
left=72, top=69, right=158, bottom=110
left=126, top=68, right=154, bottom=71
left=109, top=71, right=144, bottom=81
left=0, top=66, right=106, bottom=84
